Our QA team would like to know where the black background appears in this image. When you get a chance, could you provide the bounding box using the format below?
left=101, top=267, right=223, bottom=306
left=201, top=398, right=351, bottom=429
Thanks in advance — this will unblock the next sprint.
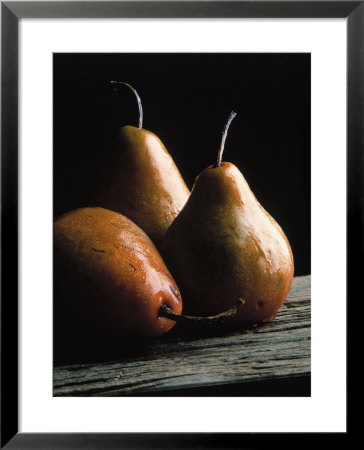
left=54, top=53, right=310, bottom=276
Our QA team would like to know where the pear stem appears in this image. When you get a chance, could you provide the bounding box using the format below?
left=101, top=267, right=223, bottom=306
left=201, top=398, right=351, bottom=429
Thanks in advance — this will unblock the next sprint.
left=159, top=298, right=245, bottom=325
left=215, top=111, right=237, bottom=168
left=110, top=81, right=143, bottom=129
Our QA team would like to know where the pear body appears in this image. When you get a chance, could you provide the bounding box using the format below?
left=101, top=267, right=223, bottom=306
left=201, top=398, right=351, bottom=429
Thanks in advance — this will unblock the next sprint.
left=161, top=162, right=294, bottom=325
left=54, top=207, right=182, bottom=362
left=92, top=125, right=190, bottom=247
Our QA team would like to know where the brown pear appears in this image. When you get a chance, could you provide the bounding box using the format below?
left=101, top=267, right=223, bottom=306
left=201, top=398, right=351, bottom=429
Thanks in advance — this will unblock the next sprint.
left=54, top=207, right=182, bottom=362
left=92, top=82, right=190, bottom=248
left=161, top=112, right=294, bottom=325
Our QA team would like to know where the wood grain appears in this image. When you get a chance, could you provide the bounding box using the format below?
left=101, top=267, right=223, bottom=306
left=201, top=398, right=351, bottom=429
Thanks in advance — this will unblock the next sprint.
left=53, top=275, right=310, bottom=396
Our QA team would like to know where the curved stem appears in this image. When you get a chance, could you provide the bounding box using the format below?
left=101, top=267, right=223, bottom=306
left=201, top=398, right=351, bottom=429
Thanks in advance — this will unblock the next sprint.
left=159, top=298, right=245, bottom=325
left=215, top=111, right=237, bottom=167
left=110, top=81, right=143, bottom=129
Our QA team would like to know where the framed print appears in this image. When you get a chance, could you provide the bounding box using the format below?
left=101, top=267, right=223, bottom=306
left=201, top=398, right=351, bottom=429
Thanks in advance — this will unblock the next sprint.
left=1, top=0, right=358, bottom=447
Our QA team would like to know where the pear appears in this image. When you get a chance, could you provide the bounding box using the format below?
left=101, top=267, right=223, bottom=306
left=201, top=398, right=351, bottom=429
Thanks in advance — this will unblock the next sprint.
left=53, top=207, right=183, bottom=362
left=54, top=207, right=243, bottom=363
left=91, top=81, right=190, bottom=248
left=161, top=112, right=294, bottom=325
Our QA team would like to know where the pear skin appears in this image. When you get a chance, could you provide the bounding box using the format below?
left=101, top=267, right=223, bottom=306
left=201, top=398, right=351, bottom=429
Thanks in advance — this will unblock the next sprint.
left=161, top=162, right=294, bottom=325
left=54, top=207, right=182, bottom=361
left=93, top=125, right=190, bottom=248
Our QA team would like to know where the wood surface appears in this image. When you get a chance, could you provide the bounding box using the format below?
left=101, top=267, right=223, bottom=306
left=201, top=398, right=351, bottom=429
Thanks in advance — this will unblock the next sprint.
left=53, top=275, right=310, bottom=396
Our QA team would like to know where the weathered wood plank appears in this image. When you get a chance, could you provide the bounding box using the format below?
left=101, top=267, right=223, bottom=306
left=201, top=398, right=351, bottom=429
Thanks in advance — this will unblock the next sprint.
left=53, top=275, right=310, bottom=396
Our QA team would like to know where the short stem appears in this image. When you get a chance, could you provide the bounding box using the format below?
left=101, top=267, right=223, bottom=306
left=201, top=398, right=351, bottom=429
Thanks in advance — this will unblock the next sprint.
left=110, top=81, right=143, bottom=129
left=159, top=298, right=245, bottom=325
left=215, top=111, right=237, bottom=168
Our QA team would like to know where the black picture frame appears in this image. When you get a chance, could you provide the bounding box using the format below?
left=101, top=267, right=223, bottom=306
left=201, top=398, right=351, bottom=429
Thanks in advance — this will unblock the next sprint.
left=1, top=1, right=357, bottom=448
